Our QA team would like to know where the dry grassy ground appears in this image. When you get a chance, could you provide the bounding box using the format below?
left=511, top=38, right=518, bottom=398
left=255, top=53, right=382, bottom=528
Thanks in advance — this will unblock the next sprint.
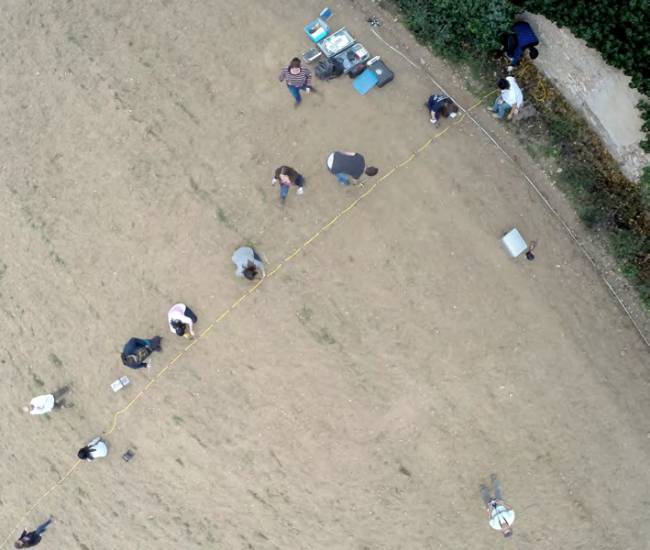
left=0, top=1, right=648, bottom=549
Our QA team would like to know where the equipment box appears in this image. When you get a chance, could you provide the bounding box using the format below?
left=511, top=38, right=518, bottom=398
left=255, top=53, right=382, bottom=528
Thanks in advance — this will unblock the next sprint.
left=367, top=57, right=394, bottom=88
left=318, top=27, right=355, bottom=58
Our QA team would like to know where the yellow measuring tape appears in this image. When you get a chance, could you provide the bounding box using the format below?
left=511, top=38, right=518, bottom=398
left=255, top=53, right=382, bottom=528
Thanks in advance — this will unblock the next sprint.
left=0, top=89, right=496, bottom=548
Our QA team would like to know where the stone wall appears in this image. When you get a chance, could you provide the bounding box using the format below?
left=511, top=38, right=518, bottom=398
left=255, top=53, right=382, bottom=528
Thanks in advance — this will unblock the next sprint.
left=523, top=13, right=649, bottom=182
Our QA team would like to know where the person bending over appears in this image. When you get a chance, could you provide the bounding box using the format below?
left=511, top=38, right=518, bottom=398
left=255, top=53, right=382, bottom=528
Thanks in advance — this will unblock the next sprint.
left=326, top=151, right=378, bottom=186
left=167, top=303, right=198, bottom=338
left=426, top=94, right=459, bottom=125
left=232, top=246, right=265, bottom=281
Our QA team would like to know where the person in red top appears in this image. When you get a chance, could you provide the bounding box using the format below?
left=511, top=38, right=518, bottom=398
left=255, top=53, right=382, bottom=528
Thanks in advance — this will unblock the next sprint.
left=272, top=165, right=305, bottom=203
left=279, top=58, right=314, bottom=106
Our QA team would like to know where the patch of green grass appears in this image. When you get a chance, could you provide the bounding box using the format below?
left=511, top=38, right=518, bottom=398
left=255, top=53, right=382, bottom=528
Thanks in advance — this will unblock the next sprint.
left=297, top=306, right=313, bottom=323
left=311, top=327, right=336, bottom=345
left=216, top=207, right=235, bottom=229
left=31, top=372, right=45, bottom=387
left=48, top=353, right=63, bottom=368
left=172, top=415, right=184, bottom=425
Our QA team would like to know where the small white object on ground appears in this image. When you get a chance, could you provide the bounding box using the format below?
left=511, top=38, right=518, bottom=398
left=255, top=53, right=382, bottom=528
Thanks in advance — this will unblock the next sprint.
left=297, top=187, right=304, bottom=195
left=501, top=228, right=529, bottom=258
left=111, top=376, right=131, bottom=392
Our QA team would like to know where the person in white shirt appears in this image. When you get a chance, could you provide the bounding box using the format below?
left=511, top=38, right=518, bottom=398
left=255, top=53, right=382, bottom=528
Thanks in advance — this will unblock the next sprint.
left=488, top=77, right=523, bottom=120
left=481, top=474, right=515, bottom=537
left=77, top=437, right=108, bottom=461
left=167, top=303, right=198, bottom=338
left=24, top=394, right=56, bottom=415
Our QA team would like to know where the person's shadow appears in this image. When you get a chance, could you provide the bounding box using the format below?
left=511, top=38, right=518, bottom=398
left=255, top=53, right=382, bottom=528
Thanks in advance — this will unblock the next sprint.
left=52, top=385, right=72, bottom=409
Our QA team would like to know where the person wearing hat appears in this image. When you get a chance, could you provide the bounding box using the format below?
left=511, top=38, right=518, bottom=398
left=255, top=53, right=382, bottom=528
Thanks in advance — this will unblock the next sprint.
left=427, top=94, right=459, bottom=125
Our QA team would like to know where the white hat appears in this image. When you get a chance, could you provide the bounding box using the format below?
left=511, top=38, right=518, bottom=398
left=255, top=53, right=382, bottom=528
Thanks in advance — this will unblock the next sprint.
left=449, top=112, right=458, bottom=118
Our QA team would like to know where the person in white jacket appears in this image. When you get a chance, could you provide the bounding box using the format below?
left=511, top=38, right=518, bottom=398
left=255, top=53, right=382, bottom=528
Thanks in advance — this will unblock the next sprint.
left=167, top=303, right=198, bottom=338
left=488, top=76, right=523, bottom=120
left=24, top=394, right=56, bottom=415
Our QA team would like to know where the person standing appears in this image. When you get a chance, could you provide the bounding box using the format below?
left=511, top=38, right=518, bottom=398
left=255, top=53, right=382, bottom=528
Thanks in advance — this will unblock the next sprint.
left=426, top=94, right=459, bottom=125
left=326, top=151, right=378, bottom=186
left=14, top=517, right=53, bottom=548
left=232, top=246, right=265, bottom=281
left=272, top=165, right=305, bottom=203
left=120, top=336, right=162, bottom=369
left=77, top=437, right=109, bottom=461
left=279, top=58, right=314, bottom=106
left=488, top=77, right=523, bottom=120
left=481, top=474, right=515, bottom=538
left=167, top=303, right=198, bottom=338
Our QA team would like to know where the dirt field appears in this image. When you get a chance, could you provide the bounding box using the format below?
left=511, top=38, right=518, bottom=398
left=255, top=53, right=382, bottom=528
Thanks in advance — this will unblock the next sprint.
left=1, top=1, right=648, bottom=549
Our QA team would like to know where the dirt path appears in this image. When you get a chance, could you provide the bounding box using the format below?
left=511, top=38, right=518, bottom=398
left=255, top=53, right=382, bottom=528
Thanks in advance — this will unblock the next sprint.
left=0, top=1, right=648, bottom=549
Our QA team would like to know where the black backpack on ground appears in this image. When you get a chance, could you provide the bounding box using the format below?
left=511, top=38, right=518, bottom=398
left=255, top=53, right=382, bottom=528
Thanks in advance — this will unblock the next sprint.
left=315, top=58, right=344, bottom=80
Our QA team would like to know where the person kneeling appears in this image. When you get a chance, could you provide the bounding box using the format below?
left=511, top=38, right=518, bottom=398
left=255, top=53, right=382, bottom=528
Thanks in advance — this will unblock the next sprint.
left=427, top=94, right=459, bottom=125
left=167, top=303, right=198, bottom=339
left=232, top=246, right=265, bottom=281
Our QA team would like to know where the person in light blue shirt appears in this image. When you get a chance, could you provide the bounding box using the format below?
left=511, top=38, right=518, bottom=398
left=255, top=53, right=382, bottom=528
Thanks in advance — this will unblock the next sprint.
left=232, top=246, right=265, bottom=280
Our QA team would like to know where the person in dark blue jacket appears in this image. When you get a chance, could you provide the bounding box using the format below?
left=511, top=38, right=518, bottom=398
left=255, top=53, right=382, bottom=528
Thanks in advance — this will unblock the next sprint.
left=502, top=21, right=539, bottom=67
left=426, top=94, right=459, bottom=125
left=121, top=336, right=162, bottom=369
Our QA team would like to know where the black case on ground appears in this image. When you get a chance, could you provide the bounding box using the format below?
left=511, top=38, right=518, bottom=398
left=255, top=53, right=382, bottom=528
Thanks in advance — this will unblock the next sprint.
left=368, top=59, right=394, bottom=88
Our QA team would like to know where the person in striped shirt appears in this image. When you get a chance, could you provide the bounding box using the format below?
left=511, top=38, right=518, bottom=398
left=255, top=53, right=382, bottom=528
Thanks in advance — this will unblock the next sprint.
left=279, top=58, right=314, bottom=106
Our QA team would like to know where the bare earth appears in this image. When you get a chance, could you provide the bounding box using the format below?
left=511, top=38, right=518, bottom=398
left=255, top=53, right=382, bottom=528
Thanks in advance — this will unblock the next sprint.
left=0, top=1, right=648, bottom=549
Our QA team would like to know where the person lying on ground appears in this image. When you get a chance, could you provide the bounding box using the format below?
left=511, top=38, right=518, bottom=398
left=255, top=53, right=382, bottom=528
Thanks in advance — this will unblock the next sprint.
left=167, top=303, right=197, bottom=338
left=481, top=474, right=515, bottom=538
left=487, top=77, right=523, bottom=120
left=279, top=58, right=314, bottom=106
left=426, top=94, right=459, bottom=125
left=326, top=151, right=378, bottom=186
left=232, top=246, right=265, bottom=281
left=120, top=337, right=162, bottom=369
left=272, top=165, right=305, bottom=203
left=77, top=437, right=108, bottom=461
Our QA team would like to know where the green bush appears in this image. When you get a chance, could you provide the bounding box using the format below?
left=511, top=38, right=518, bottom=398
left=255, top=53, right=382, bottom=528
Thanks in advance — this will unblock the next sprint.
left=393, top=0, right=518, bottom=60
